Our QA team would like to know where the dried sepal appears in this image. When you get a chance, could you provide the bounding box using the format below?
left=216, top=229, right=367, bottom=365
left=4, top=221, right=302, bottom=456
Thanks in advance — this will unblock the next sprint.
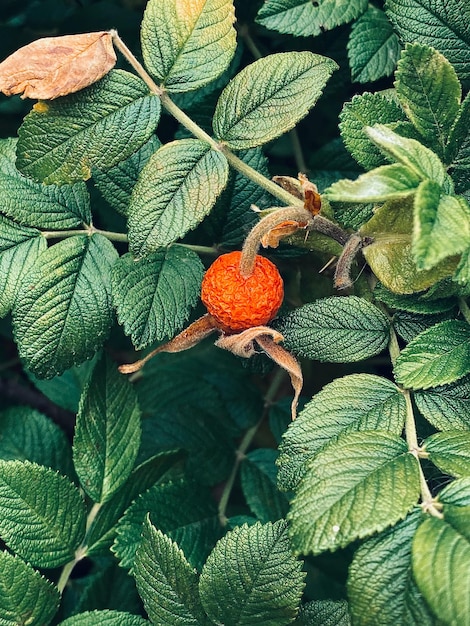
left=260, top=220, right=309, bottom=249
left=273, top=173, right=321, bottom=215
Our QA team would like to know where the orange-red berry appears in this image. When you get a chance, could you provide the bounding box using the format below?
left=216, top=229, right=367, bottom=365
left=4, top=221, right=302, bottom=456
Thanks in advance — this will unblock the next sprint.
left=201, top=251, right=284, bottom=333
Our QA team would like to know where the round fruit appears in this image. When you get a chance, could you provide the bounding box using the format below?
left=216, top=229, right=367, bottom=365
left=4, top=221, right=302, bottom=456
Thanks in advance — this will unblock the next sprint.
left=201, top=251, right=284, bottom=332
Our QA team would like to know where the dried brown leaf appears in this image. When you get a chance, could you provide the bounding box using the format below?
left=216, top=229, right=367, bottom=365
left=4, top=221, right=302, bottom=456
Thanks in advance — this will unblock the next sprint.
left=0, top=31, right=117, bottom=100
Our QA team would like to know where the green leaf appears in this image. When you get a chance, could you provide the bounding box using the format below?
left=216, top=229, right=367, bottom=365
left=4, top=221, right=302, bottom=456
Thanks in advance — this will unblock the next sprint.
left=0, top=406, right=73, bottom=477
left=395, top=43, right=461, bottom=160
left=133, top=517, right=209, bottom=626
left=256, top=0, right=367, bottom=37
left=275, top=296, right=390, bottom=362
left=423, top=431, right=470, bottom=478
left=199, top=520, right=305, bottom=626
left=58, top=610, right=149, bottom=626
left=141, top=0, right=236, bottom=92
left=439, top=477, right=470, bottom=507
left=92, top=134, right=161, bottom=216
left=347, top=511, right=433, bottom=626
left=361, top=197, right=458, bottom=294
left=415, top=375, right=470, bottom=431
left=112, top=247, right=204, bottom=350
left=374, top=282, right=456, bottom=314
left=412, top=515, right=470, bottom=625
left=394, top=320, right=470, bottom=389
left=278, top=374, right=407, bottom=491
left=294, top=600, right=351, bottom=626
left=454, top=246, right=470, bottom=286
left=240, top=449, right=289, bottom=523
left=17, top=70, right=161, bottom=185
left=413, top=184, right=470, bottom=269
left=385, top=0, right=470, bottom=88
left=128, top=139, right=228, bottom=255
left=113, top=477, right=219, bottom=572
left=393, top=309, right=456, bottom=343
left=0, top=460, right=86, bottom=568
left=288, top=431, right=420, bottom=555
left=85, top=452, right=183, bottom=556
left=366, top=124, right=447, bottom=185
left=0, top=550, right=60, bottom=626
left=213, top=52, right=338, bottom=149
left=325, top=163, right=421, bottom=203
left=348, top=6, right=401, bottom=84
left=447, top=91, right=470, bottom=182
left=73, top=353, right=141, bottom=503
left=0, top=215, right=46, bottom=318
left=13, top=234, right=118, bottom=378
left=339, top=92, right=408, bottom=170
left=0, top=137, right=91, bottom=228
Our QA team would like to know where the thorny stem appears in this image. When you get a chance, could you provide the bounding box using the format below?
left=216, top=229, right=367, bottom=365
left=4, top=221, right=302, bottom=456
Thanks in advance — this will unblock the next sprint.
left=218, top=368, right=286, bottom=526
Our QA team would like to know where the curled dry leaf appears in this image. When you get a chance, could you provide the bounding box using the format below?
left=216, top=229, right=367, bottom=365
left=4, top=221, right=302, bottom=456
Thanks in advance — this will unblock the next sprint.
left=0, top=31, right=117, bottom=100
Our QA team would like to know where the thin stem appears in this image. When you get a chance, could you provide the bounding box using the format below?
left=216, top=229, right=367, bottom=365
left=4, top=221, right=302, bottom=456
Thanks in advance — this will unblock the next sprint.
left=41, top=228, right=128, bottom=242
left=175, top=243, right=220, bottom=256
left=57, top=558, right=77, bottom=594
left=217, top=368, right=286, bottom=526
left=458, top=297, right=470, bottom=324
left=110, top=30, right=164, bottom=96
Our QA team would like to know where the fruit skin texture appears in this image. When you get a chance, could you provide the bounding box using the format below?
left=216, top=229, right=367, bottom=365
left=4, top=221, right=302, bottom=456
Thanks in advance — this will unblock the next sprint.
left=201, top=251, right=284, bottom=333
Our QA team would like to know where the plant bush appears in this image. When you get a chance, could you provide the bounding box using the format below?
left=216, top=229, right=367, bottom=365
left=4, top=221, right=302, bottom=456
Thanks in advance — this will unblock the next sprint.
left=0, top=0, right=468, bottom=624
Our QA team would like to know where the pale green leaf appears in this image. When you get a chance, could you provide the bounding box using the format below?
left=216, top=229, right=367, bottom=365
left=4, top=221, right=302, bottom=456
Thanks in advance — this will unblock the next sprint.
left=73, top=353, right=141, bottom=503
left=141, top=0, right=236, bottom=92
left=415, top=375, right=470, bottom=431
left=412, top=515, right=470, bottom=625
left=339, top=92, right=408, bottom=170
left=278, top=374, right=407, bottom=491
left=395, top=43, right=461, bottom=160
left=348, top=6, right=401, bottom=84
left=288, top=431, right=420, bottom=555
left=348, top=511, right=434, bottom=626
left=394, top=320, right=470, bottom=389
left=413, top=184, right=470, bottom=269
left=0, top=550, right=60, bottom=626
left=133, top=517, right=209, bottom=626
left=256, top=0, right=367, bottom=37
left=454, top=247, right=470, bottom=286
left=325, top=163, right=421, bottom=203
left=199, top=520, right=305, bottom=626
left=213, top=52, right=338, bottom=149
left=294, top=600, right=351, bottom=625
left=92, top=134, right=161, bottom=216
left=17, top=70, right=160, bottom=185
left=366, top=124, right=447, bottom=185
left=423, top=431, right=470, bottom=477
left=275, top=296, right=390, bottom=362
left=0, top=215, right=46, bottom=318
left=0, top=137, right=91, bottom=228
left=112, top=247, right=204, bottom=350
left=128, top=139, right=228, bottom=255
left=361, top=197, right=458, bottom=294
left=385, top=0, right=470, bottom=88
left=13, top=234, right=118, bottom=378
left=447, top=91, right=470, bottom=180
left=58, top=610, right=149, bottom=626
left=439, top=477, right=470, bottom=507
left=240, top=449, right=289, bottom=522
left=0, top=406, right=73, bottom=477
left=0, top=460, right=86, bottom=568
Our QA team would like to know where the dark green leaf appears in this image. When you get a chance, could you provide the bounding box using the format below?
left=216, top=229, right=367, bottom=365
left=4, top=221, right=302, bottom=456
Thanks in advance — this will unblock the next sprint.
left=17, top=70, right=160, bottom=184
left=348, top=6, right=401, bottom=84
left=0, top=550, right=60, bottom=626
left=395, top=43, right=461, bottom=160
left=447, top=91, right=470, bottom=181
left=73, top=353, right=141, bottom=503
left=394, top=320, right=470, bottom=389
left=294, top=600, right=351, bottom=625
left=13, top=234, right=117, bottom=378
left=213, top=52, right=338, bottom=149
left=423, top=431, right=470, bottom=477
left=0, top=460, right=86, bottom=568
left=278, top=374, right=407, bottom=491
left=112, top=247, right=204, bottom=350
left=133, top=517, right=209, bottom=626
left=199, top=520, right=305, bottom=626
left=415, top=375, right=470, bottom=431
left=0, top=137, right=91, bottom=228
left=58, top=610, right=149, bottom=626
left=393, top=309, right=456, bottom=343
left=288, top=432, right=420, bottom=555
left=276, top=296, right=390, bottom=362
left=374, top=282, right=456, bottom=314
left=128, top=139, right=229, bottom=255
left=240, top=449, right=289, bottom=522
left=141, top=0, right=236, bottom=92
left=439, top=477, right=470, bottom=507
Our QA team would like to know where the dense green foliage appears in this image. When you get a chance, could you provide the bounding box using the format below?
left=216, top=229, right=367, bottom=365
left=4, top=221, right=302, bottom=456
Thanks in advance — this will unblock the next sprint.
left=0, top=0, right=469, bottom=624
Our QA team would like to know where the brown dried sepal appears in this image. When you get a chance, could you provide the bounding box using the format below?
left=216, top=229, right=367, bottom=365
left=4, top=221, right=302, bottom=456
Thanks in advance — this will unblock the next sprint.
left=216, top=327, right=303, bottom=420
left=260, top=219, right=309, bottom=249
left=273, top=173, right=321, bottom=216
left=0, top=31, right=117, bottom=100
